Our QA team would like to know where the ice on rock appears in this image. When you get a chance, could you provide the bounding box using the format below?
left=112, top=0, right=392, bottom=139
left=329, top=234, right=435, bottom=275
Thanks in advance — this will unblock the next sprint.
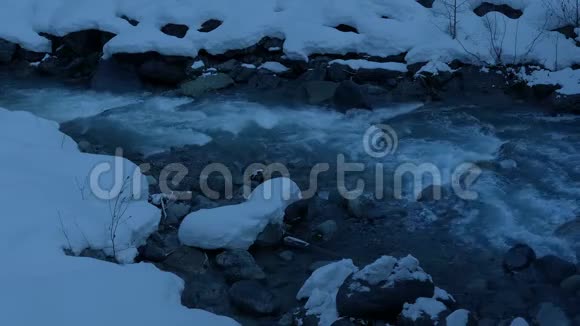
left=179, top=177, right=302, bottom=250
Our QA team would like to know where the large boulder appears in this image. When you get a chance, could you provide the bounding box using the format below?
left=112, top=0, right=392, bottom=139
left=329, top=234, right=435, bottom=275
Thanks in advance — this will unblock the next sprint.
left=333, top=80, right=371, bottom=111
left=0, top=39, right=17, bottom=64
left=533, top=255, right=577, bottom=284
left=215, top=250, right=266, bottom=282
left=180, top=73, right=235, bottom=97
left=138, top=59, right=188, bottom=85
left=229, top=280, right=280, bottom=315
left=336, top=255, right=435, bottom=321
left=473, top=2, right=523, bottom=19
left=303, top=81, right=338, bottom=104
left=503, top=244, right=536, bottom=272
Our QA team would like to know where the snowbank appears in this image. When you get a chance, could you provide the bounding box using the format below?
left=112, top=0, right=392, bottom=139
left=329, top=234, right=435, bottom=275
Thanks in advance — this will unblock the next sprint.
left=0, top=108, right=238, bottom=326
left=296, top=259, right=359, bottom=326
left=518, top=67, right=580, bottom=95
left=329, top=59, right=408, bottom=72
left=0, top=0, right=577, bottom=71
left=178, top=177, right=302, bottom=250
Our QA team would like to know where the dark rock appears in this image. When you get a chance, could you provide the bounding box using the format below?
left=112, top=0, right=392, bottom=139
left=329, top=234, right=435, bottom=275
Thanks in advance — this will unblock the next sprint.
left=259, top=37, right=285, bottom=50
left=346, top=193, right=405, bottom=220
left=278, top=250, right=295, bottom=262
left=416, top=184, right=445, bottom=202
left=535, top=302, right=570, bottom=326
left=230, top=64, right=257, bottom=82
left=473, top=2, right=523, bottom=19
left=62, top=29, right=116, bottom=56
left=303, top=81, right=338, bottom=104
left=552, top=25, right=578, bottom=40
left=560, top=274, right=580, bottom=294
left=229, top=280, right=280, bottom=315
left=181, top=273, right=230, bottom=313
left=327, top=62, right=354, bottom=82
left=161, top=23, right=189, bottom=38
left=503, top=244, right=536, bottom=272
left=161, top=246, right=208, bottom=277
left=138, top=59, right=188, bottom=84
left=180, top=73, right=235, bottom=96
left=165, top=202, right=191, bottom=224
left=0, top=39, right=17, bottom=64
left=120, top=15, right=139, bottom=26
left=308, top=260, right=335, bottom=272
left=334, top=80, right=371, bottom=110
left=314, top=220, right=338, bottom=241
left=299, top=66, right=328, bottom=81
left=198, top=19, right=223, bottom=33
left=416, top=0, right=434, bottom=8
left=255, top=222, right=284, bottom=247
left=215, top=250, right=266, bottom=282
left=91, top=59, right=142, bottom=92
left=337, top=277, right=434, bottom=321
left=15, top=48, right=46, bottom=62
left=354, top=68, right=404, bottom=85
left=284, top=199, right=309, bottom=224
left=336, top=257, right=434, bottom=321
left=534, top=255, right=576, bottom=284
left=549, top=93, right=580, bottom=115
left=390, top=79, right=428, bottom=102
left=334, top=24, right=359, bottom=34
left=78, top=248, right=115, bottom=262
left=248, top=72, right=281, bottom=89
left=216, top=59, right=239, bottom=73
left=532, top=84, right=559, bottom=99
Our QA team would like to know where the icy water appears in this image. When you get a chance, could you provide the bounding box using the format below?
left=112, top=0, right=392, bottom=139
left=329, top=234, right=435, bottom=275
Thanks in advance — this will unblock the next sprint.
left=1, top=73, right=579, bottom=266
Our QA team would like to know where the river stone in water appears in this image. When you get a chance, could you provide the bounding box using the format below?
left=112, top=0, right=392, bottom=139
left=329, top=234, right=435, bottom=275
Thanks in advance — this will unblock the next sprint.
left=503, top=244, right=536, bottom=272
left=229, top=280, right=279, bottom=315
left=215, top=250, right=266, bottom=282
left=180, top=73, right=234, bottom=97
left=535, top=302, right=571, bottom=326
left=533, top=255, right=577, bottom=284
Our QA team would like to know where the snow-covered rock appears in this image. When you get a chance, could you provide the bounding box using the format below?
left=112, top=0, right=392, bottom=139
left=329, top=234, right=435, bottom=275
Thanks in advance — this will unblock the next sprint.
left=400, top=297, right=448, bottom=323
left=519, top=68, right=580, bottom=95
left=336, top=255, right=435, bottom=320
left=329, top=59, right=408, bottom=72
left=178, top=177, right=302, bottom=250
left=0, top=108, right=238, bottom=326
left=297, top=259, right=359, bottom=326
left=259, top=61, right=289, bottom=73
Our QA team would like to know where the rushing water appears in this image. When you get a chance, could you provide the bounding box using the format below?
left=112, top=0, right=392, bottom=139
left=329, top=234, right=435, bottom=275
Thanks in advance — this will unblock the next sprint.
left=1, top=72, right=579, bottom=264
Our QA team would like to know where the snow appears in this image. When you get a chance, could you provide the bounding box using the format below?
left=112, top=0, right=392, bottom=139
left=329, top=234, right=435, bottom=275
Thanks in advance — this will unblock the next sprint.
left=0, top=108, right=238, bottom=326
left=519, top=67, right=580, bottom=95
left=329, top=59, right=408, bottom=72
left=510, top=317, right=530, bottom=326
left=402, top=297, right=447, bottom=321
left=179, top=177, right=302, bottom=250
left=241, top=63, right=257, bottom=69
left=191, top=60, right=205, bottom=69
left=416, top=61, right=455, bottom=76
left=445, top=309, right=470, bottom=326
left=349, top=255, right=432, bottom=289
left=259, top=61, right=289, bottom=73
left=0, top=0, right=576, bottom=74
left=433, top=286, right=456, bottom=303
left=297, top=259, right=359, bottom=326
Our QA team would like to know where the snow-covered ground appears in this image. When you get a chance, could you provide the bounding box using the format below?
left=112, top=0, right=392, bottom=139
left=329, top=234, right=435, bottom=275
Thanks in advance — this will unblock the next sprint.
left=0, top=108, right=238, bottom=326
left=0, top=0, right=578, bottom=70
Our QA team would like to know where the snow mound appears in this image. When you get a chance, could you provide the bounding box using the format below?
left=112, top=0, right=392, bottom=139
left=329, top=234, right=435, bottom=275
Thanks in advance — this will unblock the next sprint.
left=297, top=259, right=359, bottom=326
left=330, top=59, right=408, bottom=72
left=402, top=297, right=447, bottom=321
left=510, top=317, right=530, bottom=326
left=445, top=309, right=471, bottom=326
left=259, top=61, right=289, bottom=73
left=0, top=108, right=238, bottom=326
left=351, top=255, right=432, bottom=288
left=179, top=177, right=302, bottom=249
left=519, top=67, right=580, bottom=95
